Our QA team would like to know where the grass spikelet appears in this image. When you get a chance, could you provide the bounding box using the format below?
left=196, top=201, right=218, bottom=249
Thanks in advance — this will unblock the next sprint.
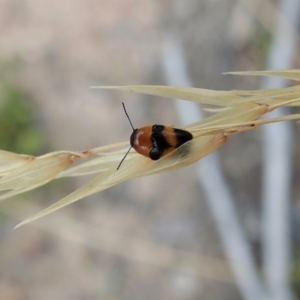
left=3, top=69, right=299, bottom=228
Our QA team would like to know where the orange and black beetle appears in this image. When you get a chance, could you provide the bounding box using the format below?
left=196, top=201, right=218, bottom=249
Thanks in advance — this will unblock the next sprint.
left=130, top=125, right=193, bottom=160
left=117, top=103, right=193, bottom=170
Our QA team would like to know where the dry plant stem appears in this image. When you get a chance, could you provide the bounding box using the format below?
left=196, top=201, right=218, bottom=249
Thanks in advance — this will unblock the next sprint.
left=0, top=151, right=92, bottom=201
left=161, top=33, right=267, bottom=300
left=260, top=0, right=300, bottom=299
left=4, top=73, right=300, bottom=230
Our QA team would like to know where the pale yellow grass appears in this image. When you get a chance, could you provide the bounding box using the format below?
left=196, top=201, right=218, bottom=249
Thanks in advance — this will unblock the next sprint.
left=0, top=70, right=299, bottom=228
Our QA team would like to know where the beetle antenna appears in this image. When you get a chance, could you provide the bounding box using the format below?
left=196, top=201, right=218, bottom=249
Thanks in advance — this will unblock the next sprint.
left=122, top=102, right=135, bottom=131
left=117, top=146, right=132, bottom=170
left=117, top=103, right=135, bottom=170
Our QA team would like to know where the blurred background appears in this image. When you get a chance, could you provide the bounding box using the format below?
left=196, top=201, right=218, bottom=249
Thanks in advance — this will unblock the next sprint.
left=0, top=0, right=300, bottom=299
